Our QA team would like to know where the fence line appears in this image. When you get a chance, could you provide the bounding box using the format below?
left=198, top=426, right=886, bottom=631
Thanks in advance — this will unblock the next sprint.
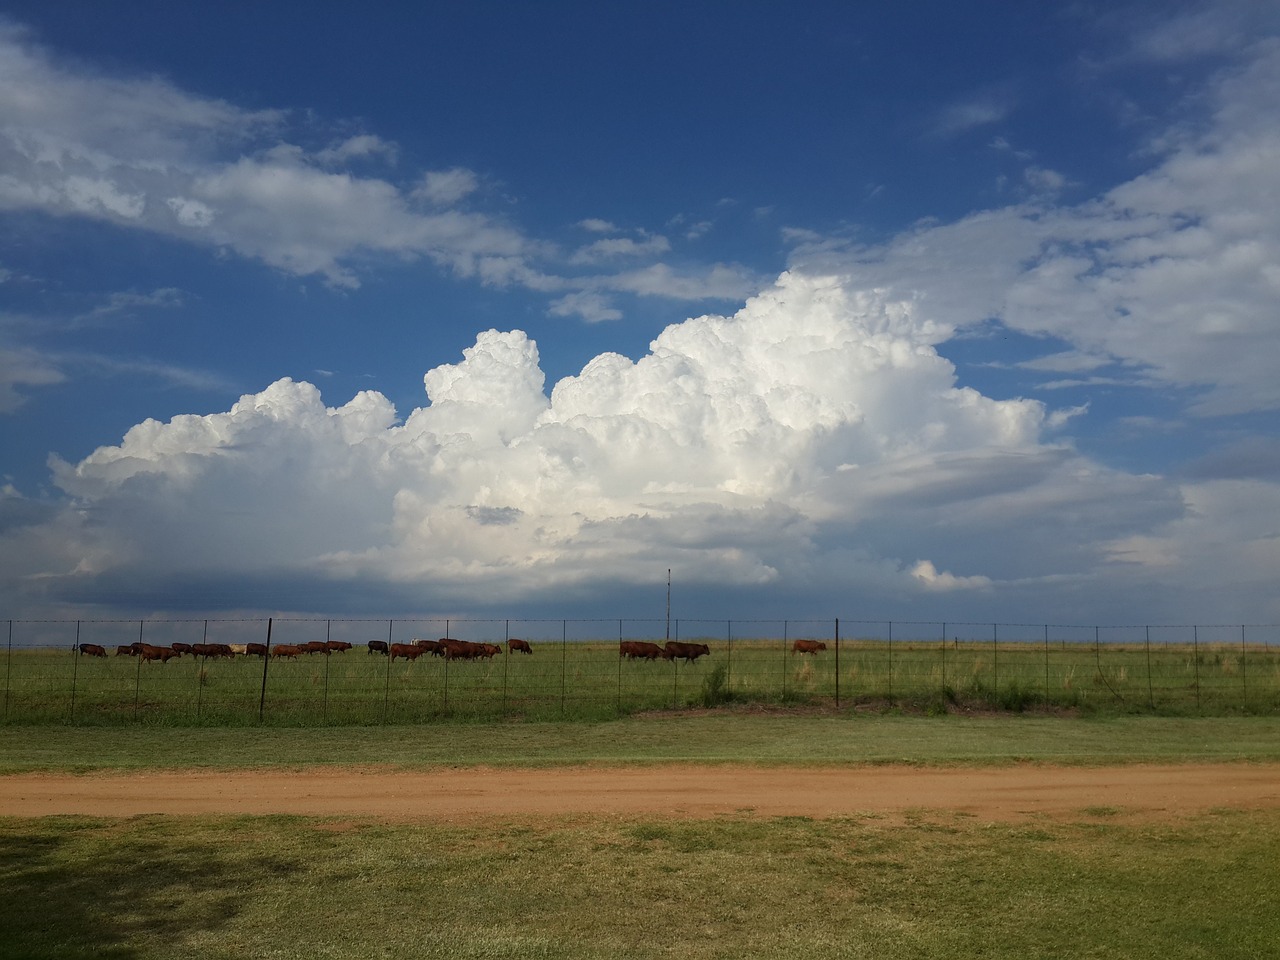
left=1, top=617, right=1277, bottom=725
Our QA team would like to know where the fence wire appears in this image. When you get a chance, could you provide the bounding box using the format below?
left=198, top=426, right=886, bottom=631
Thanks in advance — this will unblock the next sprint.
left=4, top=618, right=1278, bottom=724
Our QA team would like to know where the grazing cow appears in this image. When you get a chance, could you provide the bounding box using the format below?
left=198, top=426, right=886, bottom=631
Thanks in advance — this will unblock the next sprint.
left=507, top=638, right=533, bottom=655
left=791, top=639, right=827, bottom=655
left=244, top=643, right=268, bottom=658
left=301, top=641, right=329, bottom=655
left=171, top=642, right=193, bottom=655
left=271, top=644, right=302, bottom=659
left=138, top=643, right=179, bottom=663
left=620, top=640, right=664, bottom=661
left=439, top=639, right=480, bottom=660
left=662, top=641, right=711, bottom=664
left=389, top=642, right=426, bottom=662
left=367, top=640, right=389, bottom=656
left=325, top=641, right=352, bottom=654
left=115, top=643, right=140, bottom=656
left=77, top=643, right=107, bottom=658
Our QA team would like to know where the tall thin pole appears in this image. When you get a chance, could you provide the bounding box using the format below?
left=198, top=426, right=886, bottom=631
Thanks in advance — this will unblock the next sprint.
left=665, top=569, right=671, bottom=642
left=134, top=620, right=143, bottom=723
left=4, top=620, right=12, bottom=718
left=70, top=621, right=80, bottom=724
left=323, top=620, right=331, bottom=723
left=834, top=618, right=840, bottom=708
left=258, top=618, right=272, bottom=722
left=1193, top=625, right=1201, bottom=713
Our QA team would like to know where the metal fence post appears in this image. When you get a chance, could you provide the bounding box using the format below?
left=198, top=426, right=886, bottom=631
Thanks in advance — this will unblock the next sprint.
left=992, top=623, right=999, bottom=700
left=727, top=619, right=733, bottom=691
left=834, top=618, right=840, bottom=708
left=197, top=620, right=207, bottom=719
left=70, top=621, right=80, bottom=725
left=1193, top=625, right=1201, bottom=713
left=258, top=618, right=272, bottom=723
left=782, top=620, right=788, bottom=700
left=4, top=620, right=11, bottom=718
left=1241, top=624, right=1248, bottom=706
left=617, top=619, right=623, bottom=715
left=1145, top=625, right=1154, bottom=709
left=383, top=619, right=393, bottom=722
left=561, top=620, right=568, bottom=717
left=133, top=620, right=143, bottom=723
left=887, top=620, right=894, bottom=703
left=323, top=620, right=331, bottom=723
left=941, top=621, right=947, bottom=693
left=1044, top=624, right=1050, bottom=706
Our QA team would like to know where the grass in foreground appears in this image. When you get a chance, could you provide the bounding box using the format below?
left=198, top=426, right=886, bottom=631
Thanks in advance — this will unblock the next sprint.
left=1, top=808, right=1276, bottom=959
left=3, top=713, right=1280, bottom=772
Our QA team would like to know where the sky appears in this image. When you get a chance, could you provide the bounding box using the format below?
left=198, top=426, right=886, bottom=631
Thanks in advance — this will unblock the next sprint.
left=1, top=0, right=1278, bottom=627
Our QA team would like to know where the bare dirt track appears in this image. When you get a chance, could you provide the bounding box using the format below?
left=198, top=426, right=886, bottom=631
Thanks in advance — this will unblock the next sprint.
left=3, top=763, right=1278, bottom=822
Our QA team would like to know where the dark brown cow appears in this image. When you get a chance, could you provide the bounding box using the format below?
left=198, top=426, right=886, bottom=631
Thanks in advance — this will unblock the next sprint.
left=301, top=641, right=329, bottom=655
left=244, top=643, right=268, bottom=657
left=271, top=644, right=302, bottom=659
left=480, top=643, right=501, bottom=659
left=192, top=642, right=234, bottom=659
left=324, top=641, right=352, bottom=654
left=413, top=639, right=444, bottom=656
left=367, top=640, right=389, bottom=655
left=662, top=641, right=711, bottom=663
left=620, top=640, right=664, bottom=661
left=138, top=643, right=179, bottom=663
left=791, top=639, right=827, bottom=655
left=439, top=639, right=484, bottom=660
left=171, top=642, right=193, bottom=655
left=115, top=643, right=140, bottom=656
left=507, top=638, right=533, bottom=655
left=77, top=643, right=107, bottom=658
left=389, top=642, right=426, bottom=662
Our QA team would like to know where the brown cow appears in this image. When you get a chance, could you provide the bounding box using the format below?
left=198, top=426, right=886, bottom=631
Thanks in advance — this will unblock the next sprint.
left=244, top=643, right=268, bottom=657
left=301, top=641, right=329, bottom=655
left=439, top=639, right=484, bottom=660
left=413, top=639, right=444, bottom=656
left=171, top=642, right=193, bottom=655
left=367, top=640, right=389, bottom=655
left=138, top=643, right=179, bottom=663
left=271, top=644, right=302, bottom=659
left=77, top=643, right=107, bottom=658
left=507, top=638, right=533, bottom=654
left=115, top=643, right=140, bottom=656
left=620, top=640, right=664, bottom=661
left=662, top=641, right=711, bottom=663
left=389, top=642, right=426, bottom=662
left=791, top=639, right=827, bottom=655
left=325, top=641, right=352, bottom=654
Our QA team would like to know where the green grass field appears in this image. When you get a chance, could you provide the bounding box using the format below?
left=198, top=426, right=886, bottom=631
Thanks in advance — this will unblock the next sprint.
left=2, top=714, right=1278, bottom=959
left=4, top=635, right=1279, bottom=725
left=3, top=713, right=1280, bottom=772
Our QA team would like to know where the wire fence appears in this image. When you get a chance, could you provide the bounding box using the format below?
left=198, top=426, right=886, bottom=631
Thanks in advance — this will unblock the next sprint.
left=3, top=617, right=1279, bottom=725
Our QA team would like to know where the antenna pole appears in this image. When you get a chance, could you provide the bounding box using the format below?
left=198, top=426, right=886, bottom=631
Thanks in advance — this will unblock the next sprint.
left=665, top=569, right=671, bottom=642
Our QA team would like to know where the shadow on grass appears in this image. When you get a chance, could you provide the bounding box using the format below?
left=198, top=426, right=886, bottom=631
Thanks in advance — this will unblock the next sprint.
left=0, top=818, right=301, bottom=959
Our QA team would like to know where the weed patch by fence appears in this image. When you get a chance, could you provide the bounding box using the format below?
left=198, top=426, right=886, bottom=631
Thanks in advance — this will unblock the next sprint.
left=3, top=617, right=1278, bottom=725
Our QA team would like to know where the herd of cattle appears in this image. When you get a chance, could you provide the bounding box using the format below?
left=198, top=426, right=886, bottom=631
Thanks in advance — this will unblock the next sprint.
left=74, top=637, right=830, bottom=663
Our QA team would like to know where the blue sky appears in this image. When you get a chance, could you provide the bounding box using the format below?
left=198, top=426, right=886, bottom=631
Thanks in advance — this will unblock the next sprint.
left=1, top=1, right=1278, bottom=625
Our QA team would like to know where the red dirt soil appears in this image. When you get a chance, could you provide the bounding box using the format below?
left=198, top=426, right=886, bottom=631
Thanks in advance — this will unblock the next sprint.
left=2, top=763, right=1278, bottom=822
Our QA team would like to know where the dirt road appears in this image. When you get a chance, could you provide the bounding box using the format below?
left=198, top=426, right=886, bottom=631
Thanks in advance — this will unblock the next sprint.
left=3, top=763, right=1277, bottom=822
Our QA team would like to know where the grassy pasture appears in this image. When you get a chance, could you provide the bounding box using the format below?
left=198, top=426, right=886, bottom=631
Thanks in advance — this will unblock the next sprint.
left=3, top=633, right=1279, bottom=725
left=3, top=713, right=1278, bottom=957
left=2, top=807, right=1277, bottom=960
left=4, top=713, right=1280, bottom=772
